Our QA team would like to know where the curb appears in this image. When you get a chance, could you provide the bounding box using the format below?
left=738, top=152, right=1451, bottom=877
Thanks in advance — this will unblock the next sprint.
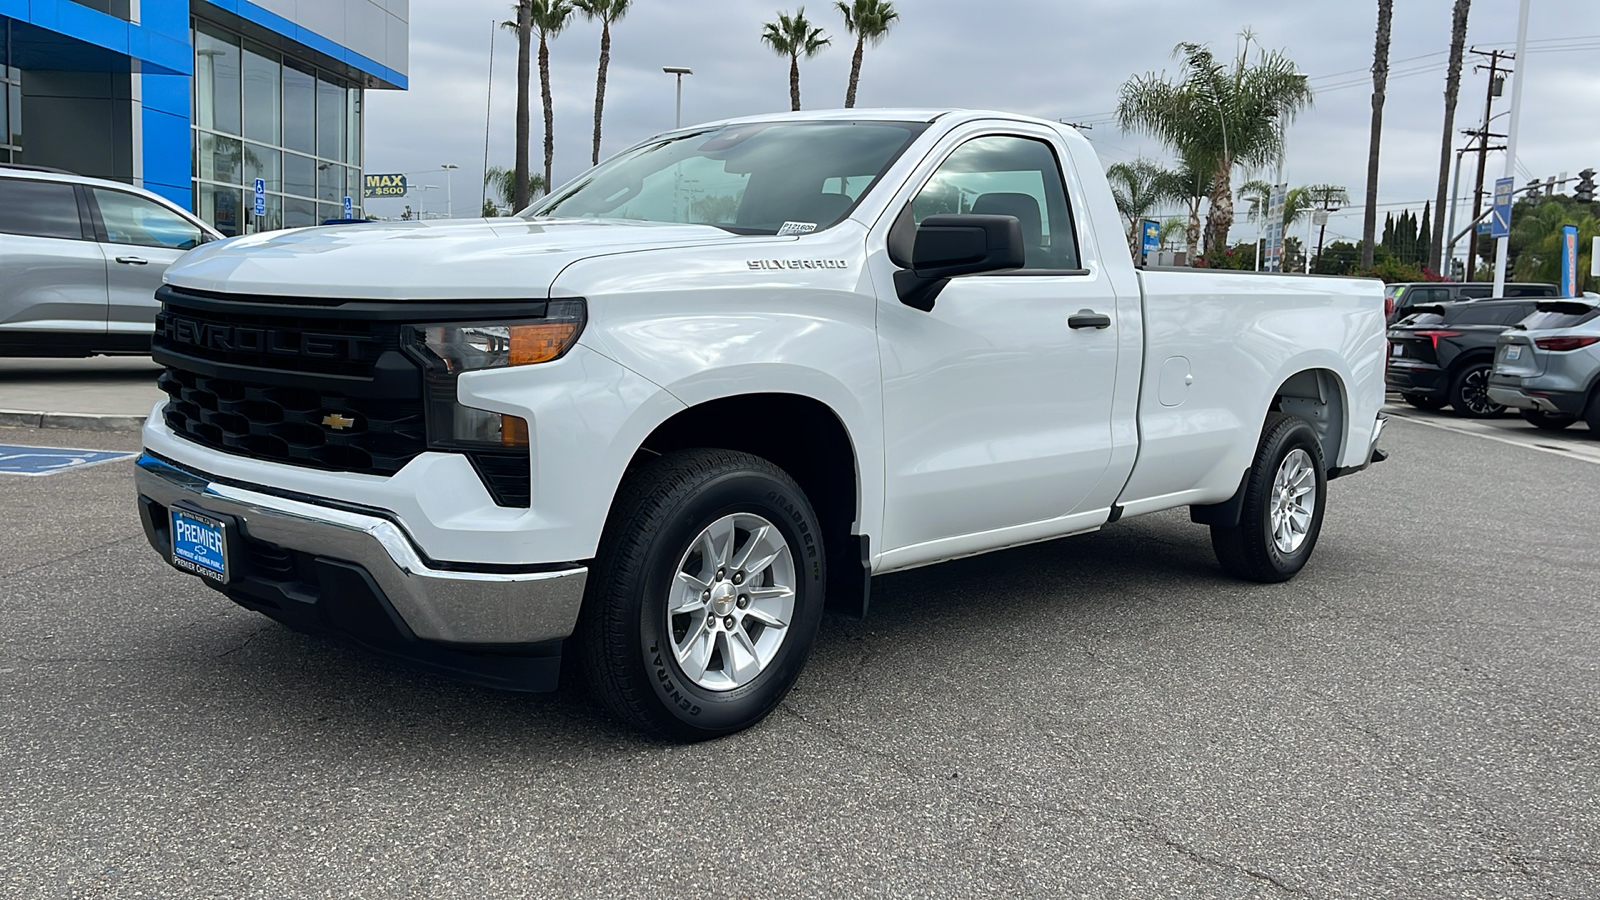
left=0, top=410, right=147, bottom=432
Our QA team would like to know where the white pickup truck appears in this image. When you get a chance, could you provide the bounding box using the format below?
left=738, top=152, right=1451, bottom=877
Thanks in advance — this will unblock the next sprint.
left=135, top=110, right=1387, bottom=740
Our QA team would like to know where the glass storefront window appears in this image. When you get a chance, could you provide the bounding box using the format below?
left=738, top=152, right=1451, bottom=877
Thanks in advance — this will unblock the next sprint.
left=316, top=76, right=346, bottom=162
left=241, top=42, right=281, bottom=147
left=316, top=162, right=344, bottom=204
left=198, top=183, right=244, bottom=238
left=282, top=61, right=316, bottom=155
left=284, top=197, right=316, bottom=230
left=244, top=143, right=282, bottom=194
left=284, top=152, right=315, bottom=199
left=192, top=18, right=364, bottom=233
left=198, top=133, right=242, bottom=185
left=195, top=25, right=241, bottom=136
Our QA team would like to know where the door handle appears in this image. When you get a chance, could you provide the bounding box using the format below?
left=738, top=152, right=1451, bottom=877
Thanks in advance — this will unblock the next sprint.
left=115, top=256, right=150, bottom=266
left=1068, top=310, right=1112, bottom=330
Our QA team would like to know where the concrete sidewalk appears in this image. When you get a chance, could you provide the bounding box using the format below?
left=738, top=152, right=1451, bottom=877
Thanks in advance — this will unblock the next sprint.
left=0, top=356, right=163, bottom=430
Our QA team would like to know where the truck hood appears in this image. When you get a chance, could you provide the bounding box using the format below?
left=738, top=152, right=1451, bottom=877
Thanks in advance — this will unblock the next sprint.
left=164, top=218, right=762, bottom=300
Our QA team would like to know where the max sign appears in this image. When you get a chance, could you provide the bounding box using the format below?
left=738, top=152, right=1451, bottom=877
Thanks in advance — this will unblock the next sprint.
left=363, top=174, right=408, bottom=198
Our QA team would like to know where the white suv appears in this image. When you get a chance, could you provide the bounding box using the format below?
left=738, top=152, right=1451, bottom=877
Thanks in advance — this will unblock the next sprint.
left=0, top=165, right=221, bottom=357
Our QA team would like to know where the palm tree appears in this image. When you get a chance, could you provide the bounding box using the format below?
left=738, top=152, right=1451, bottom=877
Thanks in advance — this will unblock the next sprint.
left=1429, top=0, right=1472, bottom=272
left=574, top=0, right=632, bottom=166
left=1116, top=36, right=1313, bottom=257
left=762, top=8, right=831, bottom=112
left=1170, top=156, right=1214, bottom=263
left=1362, top=0, right=1394, bottom=268
left=485, top=165, right=547, bottom=216
left=1106, top=159, right=1185, bottom=255
left=512, top=1, right=534, bottom=213
left=529, top=1, right=575, bottom=198
left=835, top=0, right=897, bottom=109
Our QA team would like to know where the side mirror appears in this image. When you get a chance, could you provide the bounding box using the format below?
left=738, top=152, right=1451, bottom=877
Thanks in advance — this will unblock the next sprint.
left=893, top=214, right=1026, bottom=311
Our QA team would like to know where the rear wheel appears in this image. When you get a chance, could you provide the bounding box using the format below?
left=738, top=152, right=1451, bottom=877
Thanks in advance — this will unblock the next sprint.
left=1211, top=413, right=1328, bottom=584
left=1585, top=389, right=1600, bottom=435
left=1519, top=409, right=1577, bottom=431
left=1448, top=362, right=1504, bottom=418
left=1402, top=392, right=1448, bottom=411
left=579, top=449, right=825, bottom=741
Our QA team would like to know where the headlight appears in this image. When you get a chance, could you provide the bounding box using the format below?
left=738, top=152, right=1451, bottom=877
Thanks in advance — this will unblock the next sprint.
left=409, top=298, right=586, bottom=456
left=419, top=299, right=586, bottom=373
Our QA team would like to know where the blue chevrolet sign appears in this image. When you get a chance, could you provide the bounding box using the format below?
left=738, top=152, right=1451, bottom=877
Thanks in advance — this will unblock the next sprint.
left=0, top=446, right=137, bottom=477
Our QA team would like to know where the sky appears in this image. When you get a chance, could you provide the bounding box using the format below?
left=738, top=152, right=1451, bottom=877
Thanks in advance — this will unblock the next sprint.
left=364, top=0, right=1600, bottom=247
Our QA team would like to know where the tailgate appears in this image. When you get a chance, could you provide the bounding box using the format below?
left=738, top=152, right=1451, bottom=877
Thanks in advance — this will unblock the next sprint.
left=1494, top=332, right=1544, bottom=376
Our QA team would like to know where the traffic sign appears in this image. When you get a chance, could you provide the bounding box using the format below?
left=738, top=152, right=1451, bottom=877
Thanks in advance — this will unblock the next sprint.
left=1490, top=177, right=1514, bottom=240
left=0, top=445, right=136, bottom=477
left=343, top=196, right=354, bottom=218
left=253, top=178, right=266, bottom=217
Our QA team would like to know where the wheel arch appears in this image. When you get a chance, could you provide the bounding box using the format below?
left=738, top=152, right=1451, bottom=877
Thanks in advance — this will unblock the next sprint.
left=631, top=392, right=871, bottom=618
left=1269, top=366, right=1349, bottom=475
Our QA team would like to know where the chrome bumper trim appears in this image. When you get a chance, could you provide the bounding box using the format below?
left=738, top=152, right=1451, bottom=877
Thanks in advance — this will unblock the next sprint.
left=135, top=454, right=587, bottom=645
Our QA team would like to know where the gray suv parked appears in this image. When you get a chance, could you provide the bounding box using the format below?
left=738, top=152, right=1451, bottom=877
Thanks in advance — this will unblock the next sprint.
left=1489, top=299, right=1600, bottom=432
left=0, top=165, right=221, bottom=357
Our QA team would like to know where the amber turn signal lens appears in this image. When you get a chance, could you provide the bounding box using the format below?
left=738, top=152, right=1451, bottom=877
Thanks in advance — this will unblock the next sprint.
left=510, top=322, right=581, bottom=366
left=501, top=414, right=530, bottom=447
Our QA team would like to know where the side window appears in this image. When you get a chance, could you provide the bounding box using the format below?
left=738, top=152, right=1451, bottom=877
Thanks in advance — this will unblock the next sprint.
left=910, top=135, right=1080, bottom=270
left=1457, top=286, right=1492, bottom=299
left=0, top=179, right=84, bottom=240
left=1412, top=287, right=1451, bottom=303
left=92, top=189, right=204, bottom=250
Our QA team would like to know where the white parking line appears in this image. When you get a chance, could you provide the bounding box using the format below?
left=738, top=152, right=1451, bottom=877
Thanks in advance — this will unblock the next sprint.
left=1385, top=406, right=1600, bottom=467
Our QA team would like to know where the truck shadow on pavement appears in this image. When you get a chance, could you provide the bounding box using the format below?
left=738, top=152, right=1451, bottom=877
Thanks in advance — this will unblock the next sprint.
left=170, top=508, right=1263, bottom=751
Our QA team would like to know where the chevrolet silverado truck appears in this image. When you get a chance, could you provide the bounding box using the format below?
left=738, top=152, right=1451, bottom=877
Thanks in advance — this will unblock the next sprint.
left=135, top=110, right=1388, bottom=740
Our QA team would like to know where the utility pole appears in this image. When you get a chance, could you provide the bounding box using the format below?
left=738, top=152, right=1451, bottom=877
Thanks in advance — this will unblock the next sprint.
left=1493, top=0, right=1531, bottom=297
left=1465, top=47, right=1511, bottom=281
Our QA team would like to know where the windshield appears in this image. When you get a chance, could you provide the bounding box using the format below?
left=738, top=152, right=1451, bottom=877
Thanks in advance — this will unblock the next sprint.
left=526, top=121, right=928, bottom=234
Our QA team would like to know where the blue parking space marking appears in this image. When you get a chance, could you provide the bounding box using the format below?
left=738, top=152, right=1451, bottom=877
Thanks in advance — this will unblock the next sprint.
left=0, top=445, right=138, bottom=477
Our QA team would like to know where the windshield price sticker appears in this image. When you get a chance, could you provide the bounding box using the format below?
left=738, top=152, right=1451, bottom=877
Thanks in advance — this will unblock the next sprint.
left=777, top=221, right=818, bottom=236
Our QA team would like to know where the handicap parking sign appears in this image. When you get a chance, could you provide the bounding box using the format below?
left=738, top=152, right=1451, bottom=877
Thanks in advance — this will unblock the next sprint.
left=0, top=445, right=137, bottom=477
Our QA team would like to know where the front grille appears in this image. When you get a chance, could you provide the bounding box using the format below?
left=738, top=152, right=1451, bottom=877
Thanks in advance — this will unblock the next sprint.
left=153, top=286, right=534, bottom=507
left=157, top=367, right=427, bottom=474
left=153, top=287, right=429, bottom=478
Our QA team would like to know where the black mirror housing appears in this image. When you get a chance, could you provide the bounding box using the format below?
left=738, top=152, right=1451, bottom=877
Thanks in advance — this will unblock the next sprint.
left=894, top=214, right=1026, bottom=311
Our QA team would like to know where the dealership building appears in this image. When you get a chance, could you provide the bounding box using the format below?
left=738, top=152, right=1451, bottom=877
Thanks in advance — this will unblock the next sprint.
left=0, top=0, right=408, bottom=235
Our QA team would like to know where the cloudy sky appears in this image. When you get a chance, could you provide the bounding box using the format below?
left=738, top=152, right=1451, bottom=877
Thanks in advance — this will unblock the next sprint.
left=365, top=0, right=1599, bottom=246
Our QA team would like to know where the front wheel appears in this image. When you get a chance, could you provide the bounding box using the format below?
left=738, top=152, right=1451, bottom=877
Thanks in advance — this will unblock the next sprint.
left=578, top=449, right=826, bottom=741
left=1211, top=412, right=1329, bottom=584
left=1519, top=409, right=1577, bottom=431
left=1449, top=362, right=1505, bottom=418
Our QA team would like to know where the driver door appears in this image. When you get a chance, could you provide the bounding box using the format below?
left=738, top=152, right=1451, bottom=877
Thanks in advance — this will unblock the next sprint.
left=873, top=129, right=1122, bottom=561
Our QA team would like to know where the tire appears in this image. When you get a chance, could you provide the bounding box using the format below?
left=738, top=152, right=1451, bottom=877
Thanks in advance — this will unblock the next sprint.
left=578, top=449, right=826, bottom=741
left=1586, top=389, right=1600, bottom=436
left=1210, top=412, right=1328, bottom=584
left=1448, top=362, right=1505, bottom=418
left=1519, top=409, right=1577, bottom=431
left=1402, top=392, right=1448, bottom=411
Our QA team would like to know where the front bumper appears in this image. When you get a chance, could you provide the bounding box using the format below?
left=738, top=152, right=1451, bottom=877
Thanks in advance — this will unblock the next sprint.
left=135, top=453, right=588, bottom=691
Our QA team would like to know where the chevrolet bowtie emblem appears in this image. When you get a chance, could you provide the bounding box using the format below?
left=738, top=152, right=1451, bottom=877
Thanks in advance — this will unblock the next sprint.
left=322, top=413, right=357, bottom=431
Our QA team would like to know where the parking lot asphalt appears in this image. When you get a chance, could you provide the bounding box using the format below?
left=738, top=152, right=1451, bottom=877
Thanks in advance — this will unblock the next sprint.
left=1, top=418, right=1598, bottom=899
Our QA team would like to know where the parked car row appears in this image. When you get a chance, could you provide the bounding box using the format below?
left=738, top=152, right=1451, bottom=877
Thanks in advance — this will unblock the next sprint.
left=1386, top=293, right=1600, bottom=435
left=1385, top=281, right=1558, bottom=325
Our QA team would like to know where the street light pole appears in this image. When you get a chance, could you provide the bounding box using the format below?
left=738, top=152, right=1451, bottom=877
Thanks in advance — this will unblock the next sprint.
left=441, top=164, right=459, bottom=219
left=663, top=67, right=693, bottom=128
left=1493, top=0, right=1531, bottom=296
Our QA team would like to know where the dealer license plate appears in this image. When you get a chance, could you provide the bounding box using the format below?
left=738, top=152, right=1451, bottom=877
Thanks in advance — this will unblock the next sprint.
left=1505, top=346, right=1522, bottom=361
left=170, top=507, right=230, bottom=583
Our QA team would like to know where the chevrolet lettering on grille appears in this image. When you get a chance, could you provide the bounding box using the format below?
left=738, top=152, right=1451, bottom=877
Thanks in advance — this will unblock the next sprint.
left=161, top=314, right=381, bottom=360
